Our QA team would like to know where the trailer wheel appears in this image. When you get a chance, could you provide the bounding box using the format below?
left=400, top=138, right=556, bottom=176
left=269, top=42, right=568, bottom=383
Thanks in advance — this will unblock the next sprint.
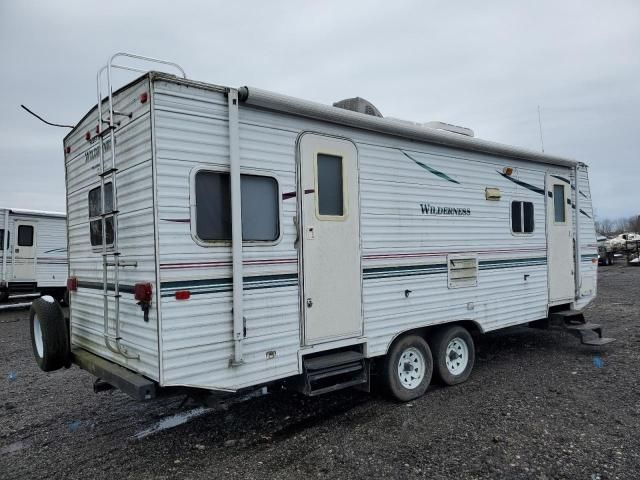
left=0, top=289, right=8, bottom=303
left=383, top=335, right=433, bottom=402
left=30, top=297, right=70, bottom=372
left=431, top=325, right=475, bottom=386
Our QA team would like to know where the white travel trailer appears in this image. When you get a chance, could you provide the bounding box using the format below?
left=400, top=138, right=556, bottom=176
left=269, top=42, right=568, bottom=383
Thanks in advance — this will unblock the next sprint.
left=30, top=54, right=612, bottom=402
left=1, top=208, right=67, bottom=302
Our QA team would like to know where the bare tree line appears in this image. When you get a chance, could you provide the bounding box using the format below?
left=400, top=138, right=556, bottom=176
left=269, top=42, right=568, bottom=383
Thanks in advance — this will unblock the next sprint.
left=595, top=215, right=640, bottom=237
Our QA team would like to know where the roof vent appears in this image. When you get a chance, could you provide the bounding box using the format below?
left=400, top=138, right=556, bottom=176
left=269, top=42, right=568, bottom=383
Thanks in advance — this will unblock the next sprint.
left=423, top=121, right=474, bottom=137
left=333, top=97, right=383, bottom=117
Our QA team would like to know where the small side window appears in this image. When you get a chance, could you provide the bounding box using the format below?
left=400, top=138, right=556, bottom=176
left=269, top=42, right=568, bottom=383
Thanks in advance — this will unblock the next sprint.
left=18, top=226, right=34, bottom=246
left=511, top=201, right=534, bottom=234
left=88, top=183, right=114, bottom=247
left=194, top=171, right=280, bottom=242
left=316, top=153, right=345, bottom=218
left=553, top=185, right=566, bottom=223
left=0, top=229, right=9, bottom=250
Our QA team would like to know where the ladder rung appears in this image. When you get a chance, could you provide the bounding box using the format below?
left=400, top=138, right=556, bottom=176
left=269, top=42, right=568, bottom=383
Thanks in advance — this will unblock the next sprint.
left=99, top=168, right=118, bottom=177
left=100, top=210, right=119, bottom=217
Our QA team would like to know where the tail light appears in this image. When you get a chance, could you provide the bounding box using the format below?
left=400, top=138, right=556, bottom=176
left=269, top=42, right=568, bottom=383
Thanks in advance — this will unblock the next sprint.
left=139, top=92, right=148, bottom=104
left=175, top=290, right=191, bottom=301
left=67, top=277, right=78, bottom=292
left=134, top=282, right=153, bottom=303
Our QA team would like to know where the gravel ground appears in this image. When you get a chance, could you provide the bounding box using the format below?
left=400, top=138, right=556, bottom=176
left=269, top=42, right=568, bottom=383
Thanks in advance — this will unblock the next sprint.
left=1, top=264, right=639, bottom=479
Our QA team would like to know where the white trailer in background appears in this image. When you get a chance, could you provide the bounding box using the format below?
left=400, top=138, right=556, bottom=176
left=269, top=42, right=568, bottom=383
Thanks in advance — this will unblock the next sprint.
left=1, top=208, right=67, bottom=302
left=30, top=54, right=613, bottom=403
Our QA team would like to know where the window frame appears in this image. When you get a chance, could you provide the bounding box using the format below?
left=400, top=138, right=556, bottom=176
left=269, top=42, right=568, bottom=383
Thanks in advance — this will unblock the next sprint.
left=314, top=151, right=348, bottom=221
left=189, top=166, right=283, bottom=247
left=552, top=184, right=567, bottom=224
left=0, top=229, right=9, bottom=251
left=88, top=182, right=115, bottom=250
left=17, top=225, right=35, bottom=247
left=510, top=200, right=535, bottom=235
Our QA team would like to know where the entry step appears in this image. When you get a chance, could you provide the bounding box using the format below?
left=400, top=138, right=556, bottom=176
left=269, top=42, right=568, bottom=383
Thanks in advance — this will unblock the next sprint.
left=565, top=323, right=601, bottom=331
left=301, top=349, right=367, bottom=397
left=304, top=350, right=364, bottom=371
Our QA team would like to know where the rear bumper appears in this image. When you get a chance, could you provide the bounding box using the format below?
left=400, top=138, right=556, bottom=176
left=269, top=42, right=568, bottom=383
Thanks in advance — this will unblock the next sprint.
left=72, top=347, right=156, bottom=401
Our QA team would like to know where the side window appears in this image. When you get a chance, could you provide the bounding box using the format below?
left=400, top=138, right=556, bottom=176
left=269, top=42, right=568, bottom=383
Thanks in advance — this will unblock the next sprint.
left=18, top=225, right=34, bottom=246
left=88, top=183, right=114, bottom=247
left=511, top=201, right=534, bottom=234
left=316, top=153, right=345, bottom=218
left=195, top=171, right=280, bottom=242
left=0, top=229, right=9, bottom=250
left=553, top=184, right=566, bottom=223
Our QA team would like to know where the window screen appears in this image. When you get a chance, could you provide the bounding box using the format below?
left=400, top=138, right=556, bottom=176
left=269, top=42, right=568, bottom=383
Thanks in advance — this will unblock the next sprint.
left=0, top=230, right=8, bottom=250
left=88, top=183, right=114, bottom=247
left=511, top=201, right=534, bottom=234
left=195, top=171, right=279, bottom=242
left=316, top=153, right=344, bottom=217
left=18, top=225, right=34, bottom=246
left=553, top=185, right=566, bottom=223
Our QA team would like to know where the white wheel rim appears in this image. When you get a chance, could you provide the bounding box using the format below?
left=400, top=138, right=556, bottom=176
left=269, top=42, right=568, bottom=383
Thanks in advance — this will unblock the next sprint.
left=33, top=313, right=44, bottom=358
left=445, top=337, right=469, bottom=376
left=397, top=347, right=426, bottom=390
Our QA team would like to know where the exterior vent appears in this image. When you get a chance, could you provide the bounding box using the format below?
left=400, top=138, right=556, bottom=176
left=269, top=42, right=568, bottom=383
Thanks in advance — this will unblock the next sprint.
left=423, top=121, right=474, bottom=137
left=447, top=255, right=478, bottom=289
left=333, top=97, right=383, bottom=117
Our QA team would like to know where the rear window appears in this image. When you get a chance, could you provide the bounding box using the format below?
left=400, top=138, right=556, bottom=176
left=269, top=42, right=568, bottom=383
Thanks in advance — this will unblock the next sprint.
left=88, top=183, right=114, bottom=247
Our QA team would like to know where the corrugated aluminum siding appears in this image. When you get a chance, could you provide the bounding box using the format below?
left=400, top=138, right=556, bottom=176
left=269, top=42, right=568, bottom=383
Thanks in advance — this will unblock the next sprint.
left=152, top=79, right=300, bottom=389
left=64, top=77, right=159, bottom=379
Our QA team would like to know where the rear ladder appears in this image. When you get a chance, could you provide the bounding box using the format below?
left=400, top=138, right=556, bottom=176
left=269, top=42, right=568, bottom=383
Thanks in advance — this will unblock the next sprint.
left=95, top=53, right=186, bottom=358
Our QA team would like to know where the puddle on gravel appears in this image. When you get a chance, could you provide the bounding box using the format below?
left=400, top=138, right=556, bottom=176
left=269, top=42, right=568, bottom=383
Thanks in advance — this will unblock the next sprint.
left=0, top=440, right=29, bottom=455
left=132, top=407, right=213, bottom=440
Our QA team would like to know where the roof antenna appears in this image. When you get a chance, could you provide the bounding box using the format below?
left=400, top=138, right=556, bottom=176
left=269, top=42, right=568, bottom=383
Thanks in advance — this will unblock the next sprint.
left=21, top=104, right=74, bottom=129
left=537, top=105, right=545, bottom=153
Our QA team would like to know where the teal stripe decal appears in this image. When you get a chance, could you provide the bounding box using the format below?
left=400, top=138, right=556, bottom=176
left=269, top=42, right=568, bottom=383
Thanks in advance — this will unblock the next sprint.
left=402, top=151, right=460, bottom=184
left=160, top=273, right=298, bottom=297
left=363, top=257, right=547, bottom=281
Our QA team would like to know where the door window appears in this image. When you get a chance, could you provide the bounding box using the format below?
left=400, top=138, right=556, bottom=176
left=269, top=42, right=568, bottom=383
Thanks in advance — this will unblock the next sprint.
left=553, top=185, right=566, bottom=223
left=18, top=225, right=34, bottom=246
left=316, top=153, right=344, bottom=218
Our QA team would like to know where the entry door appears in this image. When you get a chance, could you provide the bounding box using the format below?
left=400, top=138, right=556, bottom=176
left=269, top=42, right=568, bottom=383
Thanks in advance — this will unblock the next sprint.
left=13, top=221, right=36, bottom=280
left=545, top=175, right=574, bottom=303
left=299, top=134, right=362, bottom=344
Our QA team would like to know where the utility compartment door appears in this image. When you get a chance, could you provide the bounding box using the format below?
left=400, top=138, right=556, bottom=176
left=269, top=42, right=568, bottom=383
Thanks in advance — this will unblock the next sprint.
left=13, top=221, right=37, bottom=281
left=545, top=174, right=575, bottom=304
left=299, top=134, right=362, bottom=345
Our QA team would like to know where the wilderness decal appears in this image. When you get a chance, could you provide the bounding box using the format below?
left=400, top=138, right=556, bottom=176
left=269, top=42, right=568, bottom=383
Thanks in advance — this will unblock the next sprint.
left=420, top=203, right=471, bottom=216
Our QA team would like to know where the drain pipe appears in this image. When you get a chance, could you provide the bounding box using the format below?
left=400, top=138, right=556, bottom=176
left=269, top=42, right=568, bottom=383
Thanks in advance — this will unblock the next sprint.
left=574, top=165, right=582, bottom=300
left=228, top=89, right=244, bottom=366
left=1, top=209, right=7, bottom=286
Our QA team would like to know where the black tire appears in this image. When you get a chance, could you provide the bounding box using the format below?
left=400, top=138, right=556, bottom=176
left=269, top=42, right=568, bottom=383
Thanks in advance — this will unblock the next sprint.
left=0, top=289, right=8, bottom=303
left=29, top=297, right=70, bottom=372
left=430, top=325, right=475, bottom=386
left=383, top=335, right=433, bottom=402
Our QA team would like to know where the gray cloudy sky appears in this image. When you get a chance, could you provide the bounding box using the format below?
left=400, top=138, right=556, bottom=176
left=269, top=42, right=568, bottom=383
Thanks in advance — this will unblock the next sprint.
left=1, top=0, right=638, bottom=219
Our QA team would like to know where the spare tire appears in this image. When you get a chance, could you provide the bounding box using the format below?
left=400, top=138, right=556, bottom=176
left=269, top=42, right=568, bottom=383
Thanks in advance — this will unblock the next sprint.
left=30, top=296, right=70, bottom=372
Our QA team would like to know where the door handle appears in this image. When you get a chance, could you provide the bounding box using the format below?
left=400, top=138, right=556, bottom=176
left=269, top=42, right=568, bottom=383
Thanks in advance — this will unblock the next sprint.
left=306, top=298, right=313, bottom=308
left=14, top=248, right=19, bottom=253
